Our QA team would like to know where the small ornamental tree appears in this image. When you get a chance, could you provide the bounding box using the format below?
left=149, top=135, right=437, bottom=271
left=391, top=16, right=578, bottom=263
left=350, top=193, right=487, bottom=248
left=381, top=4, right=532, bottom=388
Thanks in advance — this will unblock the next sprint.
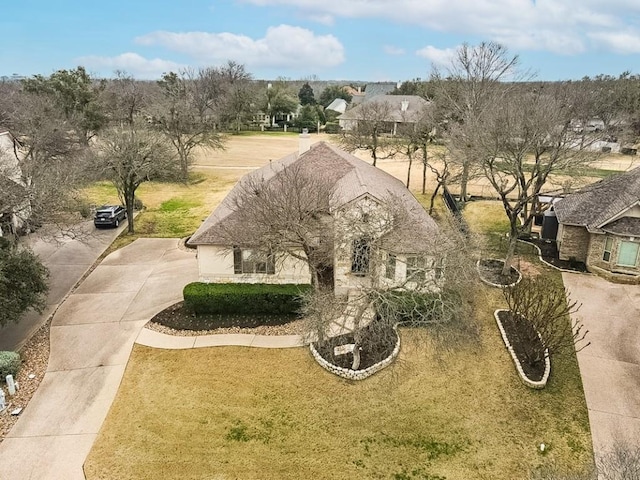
left=0, top=239, right=49, bottom=327
left=502, top=276, right=588, bottom=369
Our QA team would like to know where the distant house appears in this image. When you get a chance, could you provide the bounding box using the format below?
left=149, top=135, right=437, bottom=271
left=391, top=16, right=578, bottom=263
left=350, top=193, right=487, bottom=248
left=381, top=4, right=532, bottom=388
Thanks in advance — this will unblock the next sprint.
left=554, top=166, right=640, bottom=280
left=338, top=94, right=430, bottom=134
left=325, top=98, right=348, bottom=115
left=188, top=137, right=440, bottom=295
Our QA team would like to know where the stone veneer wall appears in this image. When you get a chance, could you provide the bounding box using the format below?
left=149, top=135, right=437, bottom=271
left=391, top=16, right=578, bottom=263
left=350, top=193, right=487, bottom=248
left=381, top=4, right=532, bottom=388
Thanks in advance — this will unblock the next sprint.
left=587, top=233, right=640, bottom=280
left=558, top=225, right=590, bottom=262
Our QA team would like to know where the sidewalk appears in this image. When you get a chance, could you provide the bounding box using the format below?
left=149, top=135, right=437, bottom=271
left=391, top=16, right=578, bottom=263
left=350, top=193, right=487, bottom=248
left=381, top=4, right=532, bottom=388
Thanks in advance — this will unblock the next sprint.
left=0, top=238, right=198, bottom=480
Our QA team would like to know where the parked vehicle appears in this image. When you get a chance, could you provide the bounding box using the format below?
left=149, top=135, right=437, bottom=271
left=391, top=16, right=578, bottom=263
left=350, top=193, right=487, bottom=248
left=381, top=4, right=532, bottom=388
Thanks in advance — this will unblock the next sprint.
left=94, top=205, right=127, bottom=228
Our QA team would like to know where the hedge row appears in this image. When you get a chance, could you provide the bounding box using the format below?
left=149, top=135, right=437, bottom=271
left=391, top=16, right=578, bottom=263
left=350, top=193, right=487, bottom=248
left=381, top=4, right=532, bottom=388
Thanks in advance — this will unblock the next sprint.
left=183, top=282, right=312, bottom=316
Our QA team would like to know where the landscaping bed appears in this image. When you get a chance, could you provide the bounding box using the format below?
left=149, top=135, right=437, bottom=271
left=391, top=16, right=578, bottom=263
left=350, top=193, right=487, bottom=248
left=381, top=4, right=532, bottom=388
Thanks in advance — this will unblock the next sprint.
left=477, top=258, right=522, bottom=287
left=150, top=301, right=302, bottom=332
left=312, top=321, right=398, bottom=371
left=495, top=309, right=550, bottom=386
left=519, top=237, right=588, bottom=272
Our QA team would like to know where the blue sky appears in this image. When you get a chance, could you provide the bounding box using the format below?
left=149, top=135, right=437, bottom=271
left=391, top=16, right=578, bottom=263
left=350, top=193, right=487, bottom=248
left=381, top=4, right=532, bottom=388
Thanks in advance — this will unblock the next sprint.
left=3, top=0, right=640, bottom=81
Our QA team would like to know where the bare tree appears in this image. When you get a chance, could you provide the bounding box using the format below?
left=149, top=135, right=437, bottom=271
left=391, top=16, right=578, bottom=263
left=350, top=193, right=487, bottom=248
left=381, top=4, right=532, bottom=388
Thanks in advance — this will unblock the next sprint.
left=214, top=61, right=257, bottom=132
left=430, top=41, right=523, bottom=202
left=216, top=161, right=337, bottom=290
left=1, top=88, right=90, bottom=233
left=474, top=85, right=600, bottom=274
left=152, top=69, right=225, bottom=182
left=305, top=211, right=479, bottom=370
left=104, top=71, right=150, bottom=127
left=502, top=276, right=588, bottom=369
left=96, top=125, right=178, bottom=234
left=340, top=99, right=396, bottom=167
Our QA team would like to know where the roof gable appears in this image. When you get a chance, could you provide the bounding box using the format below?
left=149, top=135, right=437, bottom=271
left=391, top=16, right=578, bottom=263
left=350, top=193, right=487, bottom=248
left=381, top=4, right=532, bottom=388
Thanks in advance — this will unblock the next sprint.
left=189, top=141, right=438, bottom=251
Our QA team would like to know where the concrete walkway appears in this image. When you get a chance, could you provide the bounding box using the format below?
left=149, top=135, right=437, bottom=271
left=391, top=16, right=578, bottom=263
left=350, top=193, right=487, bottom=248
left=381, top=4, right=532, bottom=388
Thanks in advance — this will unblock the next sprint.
left=136, top=328, right=306, bottom=349
left=0, top=238, right=198, bottom=480
left=563, top=273, right=640, bottom=458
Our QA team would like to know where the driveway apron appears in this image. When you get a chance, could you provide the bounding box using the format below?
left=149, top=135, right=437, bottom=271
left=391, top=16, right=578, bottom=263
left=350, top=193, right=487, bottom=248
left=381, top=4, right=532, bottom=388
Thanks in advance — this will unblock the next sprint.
left=563, top=273, right=640, bottom=457
left=0, top=238, right=197, bottom=480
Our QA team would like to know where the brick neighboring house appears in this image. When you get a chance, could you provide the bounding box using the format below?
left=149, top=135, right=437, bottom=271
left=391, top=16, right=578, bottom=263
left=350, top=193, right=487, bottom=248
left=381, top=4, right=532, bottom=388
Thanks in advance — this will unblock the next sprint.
left=188, top=136, right=441, bottom=295
left=554, top=166, right=640, bottom=281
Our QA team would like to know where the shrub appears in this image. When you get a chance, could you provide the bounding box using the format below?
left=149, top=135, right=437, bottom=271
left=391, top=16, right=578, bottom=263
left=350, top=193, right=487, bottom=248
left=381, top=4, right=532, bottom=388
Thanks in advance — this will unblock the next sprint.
left=324, top=122, right=341, bottom=134
left=134, top=197, right=144, bottom=210
left=0, top=351, right=21, bottom=380
left=183, top=283, right=312, bottom=316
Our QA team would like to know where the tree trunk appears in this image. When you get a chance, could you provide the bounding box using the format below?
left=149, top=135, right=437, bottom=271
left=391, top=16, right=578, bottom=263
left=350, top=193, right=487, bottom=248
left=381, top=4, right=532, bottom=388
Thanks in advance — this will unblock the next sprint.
left=421, top=146, right=428, bottom=195
left=125, top=190, right=136, bottom=234
left=406, top=152, right=413, bottom=188
left=459, top=162, right=470, bottom=203
left=429, top=183, right=441, bottom=215
left=502, top=220, right=519, bottom=276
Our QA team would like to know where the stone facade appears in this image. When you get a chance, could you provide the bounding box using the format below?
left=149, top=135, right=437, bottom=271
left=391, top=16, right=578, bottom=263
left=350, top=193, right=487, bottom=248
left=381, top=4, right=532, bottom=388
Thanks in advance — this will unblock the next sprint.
left=558, top=225, right=591, bottom=262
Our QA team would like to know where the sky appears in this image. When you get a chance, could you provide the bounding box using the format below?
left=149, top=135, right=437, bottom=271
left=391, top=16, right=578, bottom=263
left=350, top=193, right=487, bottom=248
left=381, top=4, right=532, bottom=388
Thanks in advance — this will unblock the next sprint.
left=2, top=0, right=640, bottom=82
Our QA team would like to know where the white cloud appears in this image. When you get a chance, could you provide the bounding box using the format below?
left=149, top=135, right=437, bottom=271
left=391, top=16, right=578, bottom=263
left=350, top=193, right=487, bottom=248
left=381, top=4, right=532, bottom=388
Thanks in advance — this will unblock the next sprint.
left=135, top=25, right=345, bottom=69
left=383, top=45, right=405, bottom=56
left=415, top=45, right=457, bottom=66
left=239, top=0, right=640, bottom=56
left=588, top=31, right=640, bottom=54
left=308, top=13, right=334, bottom=26
left=76, top=53, right=184, bottom=78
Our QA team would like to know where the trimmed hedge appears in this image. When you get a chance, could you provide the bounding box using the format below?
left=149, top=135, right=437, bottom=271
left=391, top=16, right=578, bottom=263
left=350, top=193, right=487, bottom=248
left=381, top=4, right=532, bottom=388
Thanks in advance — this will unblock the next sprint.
left=183, top=282, right=312, bottom=316
left=0, top=351, right=21, bottom=380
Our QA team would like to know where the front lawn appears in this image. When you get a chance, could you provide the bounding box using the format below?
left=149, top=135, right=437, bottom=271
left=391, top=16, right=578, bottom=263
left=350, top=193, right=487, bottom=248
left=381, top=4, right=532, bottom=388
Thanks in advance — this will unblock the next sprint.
left=85, top=298, right=592, bottom=480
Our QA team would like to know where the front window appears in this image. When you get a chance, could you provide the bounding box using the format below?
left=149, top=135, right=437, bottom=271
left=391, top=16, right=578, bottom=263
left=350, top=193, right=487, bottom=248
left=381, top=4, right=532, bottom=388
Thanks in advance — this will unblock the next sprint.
left=603, top=237, right=613, bottom=262
left=385, top=253, right=396, bottom=280
left=233, top=248, right=275, bottom=274
left=351, top=237, right=371, bottom=275
left=617, top=241, right=639, bottom=267
left=406, top=256, right=426, bottom=282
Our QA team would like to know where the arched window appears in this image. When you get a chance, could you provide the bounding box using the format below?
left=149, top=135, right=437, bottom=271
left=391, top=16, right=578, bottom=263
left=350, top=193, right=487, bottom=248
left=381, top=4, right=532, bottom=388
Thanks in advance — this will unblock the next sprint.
left=351, top=237, right=371, bottom=275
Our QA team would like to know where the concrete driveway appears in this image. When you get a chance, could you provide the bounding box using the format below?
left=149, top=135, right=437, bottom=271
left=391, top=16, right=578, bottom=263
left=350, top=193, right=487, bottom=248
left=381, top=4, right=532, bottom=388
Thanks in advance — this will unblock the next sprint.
left=0, top=221, right=127, bottom=351
left=562, top=273, right=640, bottom=456
left=0, top=238, right=197, bottom=479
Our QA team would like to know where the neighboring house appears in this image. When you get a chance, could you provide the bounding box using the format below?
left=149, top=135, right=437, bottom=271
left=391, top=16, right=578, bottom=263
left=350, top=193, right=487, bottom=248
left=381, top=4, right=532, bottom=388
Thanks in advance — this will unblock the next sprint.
left=338, top=95, right=430, bottom=134
left=188, top=137, right=440, bottom=295
left=325, top=98, right=348, bottom=115
left=0, top=129, right=29, bottom=237
left=554, top=166, right=640, bottom=280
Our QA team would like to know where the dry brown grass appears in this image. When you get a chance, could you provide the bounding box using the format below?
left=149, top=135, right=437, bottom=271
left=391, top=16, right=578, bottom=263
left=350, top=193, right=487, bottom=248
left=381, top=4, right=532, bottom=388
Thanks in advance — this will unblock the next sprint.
left=84, top=306, right=592, bottom=480
left=83, top=133, right=594, bottom=480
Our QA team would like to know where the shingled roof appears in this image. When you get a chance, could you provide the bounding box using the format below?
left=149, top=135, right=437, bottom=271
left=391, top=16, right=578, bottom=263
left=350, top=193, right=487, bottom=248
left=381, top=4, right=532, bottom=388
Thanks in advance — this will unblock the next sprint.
left=189, top=141, right=438, bottom=253
left=338, top=95, right=430, bottom=123
left=554, top=166, right=640, bottom=232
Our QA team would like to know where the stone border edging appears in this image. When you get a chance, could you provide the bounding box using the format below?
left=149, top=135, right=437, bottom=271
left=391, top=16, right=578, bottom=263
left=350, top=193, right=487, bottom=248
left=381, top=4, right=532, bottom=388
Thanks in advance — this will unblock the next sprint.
left=309, top=325, right=401, bottom=381
left=477, top=259, right=522, bottom=288
left=516, top=239, right=581, bottom=274
left=494, top=309, right=550, bottom=389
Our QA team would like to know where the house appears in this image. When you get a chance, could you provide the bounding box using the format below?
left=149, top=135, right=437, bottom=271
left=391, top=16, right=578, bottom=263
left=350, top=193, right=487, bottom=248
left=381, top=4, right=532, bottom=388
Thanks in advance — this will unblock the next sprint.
left=338, top=94, right=431, bottom=134
left=325, top=98, right=348, bottom=115
left=188, top=136, right=440, bottom=295
left=0, top=129, right=29, bottom=237
left=554, top=166, right=640, bottom=280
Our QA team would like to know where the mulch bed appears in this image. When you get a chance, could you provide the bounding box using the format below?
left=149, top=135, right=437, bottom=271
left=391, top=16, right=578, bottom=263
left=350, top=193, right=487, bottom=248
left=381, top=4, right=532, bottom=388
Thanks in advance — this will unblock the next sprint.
left=313, top=321, right=398, bottom=371
left=496, top=310, right=546, bottom=382
left=519, top=237, right=588, bottom=272
left=151, top=301, right=299, bottom=331
left=477, top=259, right=521, bottom=286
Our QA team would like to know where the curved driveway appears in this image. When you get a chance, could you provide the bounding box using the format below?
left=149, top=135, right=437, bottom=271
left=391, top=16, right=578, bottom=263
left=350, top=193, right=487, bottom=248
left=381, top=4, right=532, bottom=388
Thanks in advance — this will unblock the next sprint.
left=563, top=273, right=640, bottom=457
left=0, top=238, right=198, bottom=480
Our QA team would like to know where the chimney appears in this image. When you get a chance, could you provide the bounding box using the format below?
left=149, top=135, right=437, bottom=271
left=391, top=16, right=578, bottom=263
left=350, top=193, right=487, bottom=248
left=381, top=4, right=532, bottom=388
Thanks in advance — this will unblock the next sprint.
left=400, top=100, right=409, bottom=112
left=299, top=128, right=311, bottom=155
